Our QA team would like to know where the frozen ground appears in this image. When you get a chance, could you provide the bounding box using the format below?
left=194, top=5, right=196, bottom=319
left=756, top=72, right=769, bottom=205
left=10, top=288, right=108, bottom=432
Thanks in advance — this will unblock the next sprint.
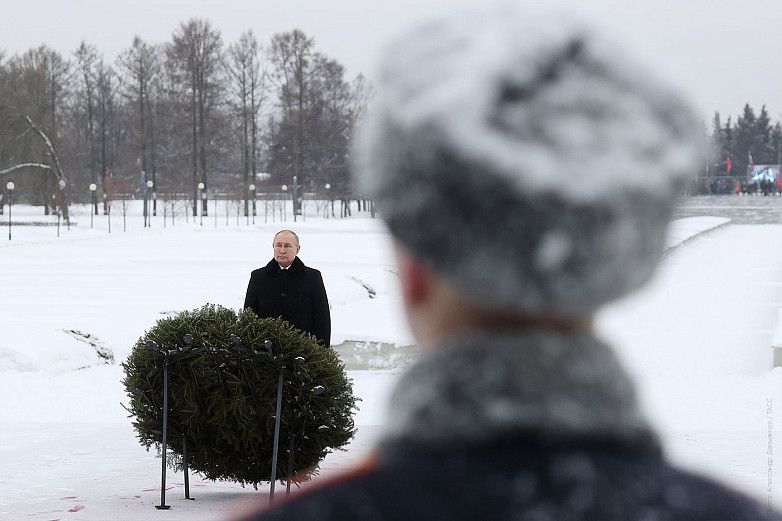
left=1, top=201, right=781, bottom=519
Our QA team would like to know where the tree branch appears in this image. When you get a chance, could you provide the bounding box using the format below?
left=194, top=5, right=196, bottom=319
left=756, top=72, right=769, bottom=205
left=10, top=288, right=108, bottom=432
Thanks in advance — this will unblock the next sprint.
left=23, top=114, right=66, bottom=182
left=0, top=163, right=52, bottom=177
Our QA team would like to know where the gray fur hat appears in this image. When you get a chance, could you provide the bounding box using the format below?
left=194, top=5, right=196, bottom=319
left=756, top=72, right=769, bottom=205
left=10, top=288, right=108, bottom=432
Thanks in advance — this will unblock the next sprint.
left=353, top=4, right=703, bottom=314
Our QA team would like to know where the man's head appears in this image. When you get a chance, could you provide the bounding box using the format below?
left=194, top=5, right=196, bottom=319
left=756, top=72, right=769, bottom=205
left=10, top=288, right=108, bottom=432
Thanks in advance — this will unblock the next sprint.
left=272, top=230, right=300, bottom=268
left=353, top=5, right=703, bottom=341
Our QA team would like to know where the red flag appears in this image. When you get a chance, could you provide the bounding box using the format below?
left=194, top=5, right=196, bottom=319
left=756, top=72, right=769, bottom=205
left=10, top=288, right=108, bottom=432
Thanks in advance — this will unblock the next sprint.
left=726, top=155, right=732, bottom=174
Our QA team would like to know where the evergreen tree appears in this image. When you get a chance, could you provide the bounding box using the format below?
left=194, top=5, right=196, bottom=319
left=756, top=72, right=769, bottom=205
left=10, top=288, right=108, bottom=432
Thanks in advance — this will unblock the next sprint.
left=772, top=123, right=782, bottom=165
left=708, top=112, right=723, bottom=175
left=754, top=105, right=773, bottom=164
left=723, top=115, right=734, bottom=174
left=733, top=103, right=756, bottom=178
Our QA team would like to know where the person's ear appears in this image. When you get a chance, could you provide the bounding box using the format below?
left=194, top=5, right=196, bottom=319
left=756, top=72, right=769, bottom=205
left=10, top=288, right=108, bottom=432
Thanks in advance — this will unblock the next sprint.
left=397, top=250, right=432, bottom=308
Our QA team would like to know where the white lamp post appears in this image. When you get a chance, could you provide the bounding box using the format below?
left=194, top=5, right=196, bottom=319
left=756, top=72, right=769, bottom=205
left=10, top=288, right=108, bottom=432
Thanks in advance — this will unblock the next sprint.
left=325, top=183, right=332, bottom=218
left=145, top=180, right=154, bottom=227
left=281, top=184, right=288, bottom=221
left=197, top=182, right=205, bottom=226
left=58, top=178, right=68, bottom=231
left=6, top=181, right=14, bottom=240
left=89, top=183, right=97, bottom=229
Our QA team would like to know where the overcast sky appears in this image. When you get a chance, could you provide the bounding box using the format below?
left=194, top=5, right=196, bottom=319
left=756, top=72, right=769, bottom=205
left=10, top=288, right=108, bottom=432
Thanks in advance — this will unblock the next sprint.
left=1, top=0, right=780, bottom=122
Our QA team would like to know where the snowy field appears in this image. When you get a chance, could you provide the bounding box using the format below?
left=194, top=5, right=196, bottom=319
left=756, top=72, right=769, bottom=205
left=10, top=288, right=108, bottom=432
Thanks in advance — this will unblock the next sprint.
left=1, top=200, right=782, bottom=519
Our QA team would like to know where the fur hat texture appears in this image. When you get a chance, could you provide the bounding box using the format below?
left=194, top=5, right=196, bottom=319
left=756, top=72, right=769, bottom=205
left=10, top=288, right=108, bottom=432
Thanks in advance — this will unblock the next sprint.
left=353, top=3, right=703, bottom=314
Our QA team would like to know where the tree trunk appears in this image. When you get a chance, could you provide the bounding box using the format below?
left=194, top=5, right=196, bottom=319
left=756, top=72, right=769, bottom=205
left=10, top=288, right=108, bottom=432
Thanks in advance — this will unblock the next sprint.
left=198, top=68, right=208, bottom=216
left=147, top=91, right=157, bottom=216
left=191, top=66, right=198, bottom=217
left=242, top=72, right=249, bottom=217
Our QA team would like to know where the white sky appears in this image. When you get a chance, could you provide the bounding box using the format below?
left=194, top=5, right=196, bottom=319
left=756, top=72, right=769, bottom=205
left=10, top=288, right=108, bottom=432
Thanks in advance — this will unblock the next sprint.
left=1, top=0, right=780, bottom=121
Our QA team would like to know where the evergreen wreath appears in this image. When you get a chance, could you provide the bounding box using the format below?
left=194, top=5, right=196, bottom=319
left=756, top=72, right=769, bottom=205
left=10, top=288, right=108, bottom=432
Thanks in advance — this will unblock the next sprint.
left=122, top=304, right=356, bottom=486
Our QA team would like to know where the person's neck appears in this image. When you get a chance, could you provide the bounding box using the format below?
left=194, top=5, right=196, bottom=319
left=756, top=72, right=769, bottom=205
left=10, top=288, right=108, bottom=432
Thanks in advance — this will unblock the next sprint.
left=473, top=313, right=593, bottom=335
left=421, top=308, right=593, bottom=350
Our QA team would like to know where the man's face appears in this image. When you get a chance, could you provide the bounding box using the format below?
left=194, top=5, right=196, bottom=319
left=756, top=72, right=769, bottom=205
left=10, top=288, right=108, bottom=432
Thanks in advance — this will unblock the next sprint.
left=273, top=232, right=300, bottom=268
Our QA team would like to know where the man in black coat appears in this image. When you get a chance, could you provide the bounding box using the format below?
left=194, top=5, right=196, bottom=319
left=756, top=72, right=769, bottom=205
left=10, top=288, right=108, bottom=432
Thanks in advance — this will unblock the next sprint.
left=243, top=230, right=330, bottom=347
left=234, top=5, right=778, bottom=521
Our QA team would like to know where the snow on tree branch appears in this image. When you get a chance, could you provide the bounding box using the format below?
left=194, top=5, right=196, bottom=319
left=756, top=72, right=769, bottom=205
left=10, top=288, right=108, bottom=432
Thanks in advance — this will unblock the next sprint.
left=23, top=114, right=66, bottom=183
left=0, top=163, right=52, bottom=177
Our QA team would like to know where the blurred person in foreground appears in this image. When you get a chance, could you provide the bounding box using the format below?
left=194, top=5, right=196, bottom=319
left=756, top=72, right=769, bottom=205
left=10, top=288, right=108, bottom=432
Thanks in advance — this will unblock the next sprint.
left=236, top=3, right=778, bottom=520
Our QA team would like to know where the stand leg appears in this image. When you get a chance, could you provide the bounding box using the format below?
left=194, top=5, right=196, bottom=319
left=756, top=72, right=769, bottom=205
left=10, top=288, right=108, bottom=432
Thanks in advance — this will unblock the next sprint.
left=286, top=436, right=295, bottom=495
left=183, top=436, right=194, bottom=500
left=269, top=367, right=284, bottom=504
left=156, top=362, right=171, bottom=510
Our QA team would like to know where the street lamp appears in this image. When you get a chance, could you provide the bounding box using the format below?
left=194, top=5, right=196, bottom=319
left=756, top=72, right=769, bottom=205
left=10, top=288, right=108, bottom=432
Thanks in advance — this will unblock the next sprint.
left=6, top=181, right=14, bottom=240
left=198, top=182, right=205, bottom=226
left=89, top=183, right=97, bottom=229
left=325, top=183, right=332, bottom=219
left=249, top=184, right=256, bottom=224
left=58, top=178, right=68, bottom=231
left=146, top=180, right=154, bottom=227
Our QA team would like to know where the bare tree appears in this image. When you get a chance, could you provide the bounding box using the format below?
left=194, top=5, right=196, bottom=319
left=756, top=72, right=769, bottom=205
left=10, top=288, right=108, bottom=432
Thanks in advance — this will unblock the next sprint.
left=0, top=49, right=10, bottom=215
left=1, top=46, right=69, bottom=213
left=226, top=30, right=266, bottom=216
left=268, top=31, right=373, bottom=211
left=309, top=56, right=351, bottom=181
left=168, top=18, right=223, bottom=216
left=269, top=29, right=315, bottom=201
left=118, top=36, right=159, bottom=216
left=0, top=22, right=371, bottom=221
left=95, top=59, right=118, bottom=214
left=74, top=41, right=100, bottom=214
left=0, top=114, right=70, bottom=221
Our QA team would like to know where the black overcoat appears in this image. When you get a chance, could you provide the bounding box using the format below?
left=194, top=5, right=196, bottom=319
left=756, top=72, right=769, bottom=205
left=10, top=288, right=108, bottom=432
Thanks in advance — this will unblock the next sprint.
left=241, top=439, right=779, bottom=521
left=243, top=257, right=331, bottom=347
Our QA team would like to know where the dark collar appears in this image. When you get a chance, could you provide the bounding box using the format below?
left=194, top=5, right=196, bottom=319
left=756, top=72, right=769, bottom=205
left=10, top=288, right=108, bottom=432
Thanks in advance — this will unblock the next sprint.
left=381, top=329, right=659, bottom=452
left=265, top=256, right=306, bottom=274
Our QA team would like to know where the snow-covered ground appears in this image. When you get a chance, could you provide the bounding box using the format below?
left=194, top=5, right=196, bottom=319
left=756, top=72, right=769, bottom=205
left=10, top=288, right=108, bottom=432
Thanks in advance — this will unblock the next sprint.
left=1, top=201, right=781, bottom=519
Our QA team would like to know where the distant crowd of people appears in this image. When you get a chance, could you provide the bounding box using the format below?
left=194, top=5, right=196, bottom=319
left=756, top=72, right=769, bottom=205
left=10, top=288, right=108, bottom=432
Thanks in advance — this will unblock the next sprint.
left=701, top=177, right=782, bottom=195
